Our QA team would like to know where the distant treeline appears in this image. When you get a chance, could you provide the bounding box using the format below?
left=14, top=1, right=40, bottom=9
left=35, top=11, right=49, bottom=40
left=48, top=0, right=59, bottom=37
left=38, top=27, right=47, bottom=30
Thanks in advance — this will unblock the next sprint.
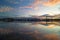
left=0, top=18, right=60, bottom=22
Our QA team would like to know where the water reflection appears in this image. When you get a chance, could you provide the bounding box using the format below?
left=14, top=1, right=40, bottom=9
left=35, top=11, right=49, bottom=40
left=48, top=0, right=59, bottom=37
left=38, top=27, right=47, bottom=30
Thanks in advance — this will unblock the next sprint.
left=32, top=21, right=60, bottom=26
left=0, top=21, right=60, bottom=40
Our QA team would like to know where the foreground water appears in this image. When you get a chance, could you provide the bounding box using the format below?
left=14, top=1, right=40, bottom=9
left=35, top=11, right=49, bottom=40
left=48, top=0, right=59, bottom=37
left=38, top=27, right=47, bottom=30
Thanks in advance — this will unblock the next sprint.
left=0, top=22, right=60, bottom=40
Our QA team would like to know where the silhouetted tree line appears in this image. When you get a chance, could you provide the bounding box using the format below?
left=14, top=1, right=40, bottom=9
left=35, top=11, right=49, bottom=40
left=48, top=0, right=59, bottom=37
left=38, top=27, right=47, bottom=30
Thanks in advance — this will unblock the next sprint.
left=0, top=18, right=60, bottom=22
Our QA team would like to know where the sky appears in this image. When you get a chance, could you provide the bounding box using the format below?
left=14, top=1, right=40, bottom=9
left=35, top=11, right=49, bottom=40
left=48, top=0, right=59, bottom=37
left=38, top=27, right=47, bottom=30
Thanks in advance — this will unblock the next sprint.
left=0, top=0, right=60, bottom=17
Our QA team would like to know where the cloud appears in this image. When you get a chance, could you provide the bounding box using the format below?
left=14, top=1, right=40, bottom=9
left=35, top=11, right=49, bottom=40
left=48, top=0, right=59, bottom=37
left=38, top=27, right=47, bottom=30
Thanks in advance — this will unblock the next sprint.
left=20, top=0, right=41, bottom=10
left=20, top=0, right=60, bottom=10
left=9, top=1, right=19, bottom=4
left=31, top=0, right=42, bottom=10
left=5, top=0, right=20, bottom=4
left=19, top=6, right=33, bottom=9
left=33, top=0, right=41, bottom=6
left=43, top=0, right=60, bottom=6
left=0, top=7, right=14, bottom=12
left=32, top=0, right=60, bottom=9
left=33, top=0, right=60, bottom=7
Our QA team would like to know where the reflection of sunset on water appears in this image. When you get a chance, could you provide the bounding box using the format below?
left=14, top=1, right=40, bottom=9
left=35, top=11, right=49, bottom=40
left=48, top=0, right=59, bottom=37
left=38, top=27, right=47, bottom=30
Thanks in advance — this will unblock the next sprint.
left=47, top=25, right=56, bottom=28
left=0, top=22, right=60, bottom=40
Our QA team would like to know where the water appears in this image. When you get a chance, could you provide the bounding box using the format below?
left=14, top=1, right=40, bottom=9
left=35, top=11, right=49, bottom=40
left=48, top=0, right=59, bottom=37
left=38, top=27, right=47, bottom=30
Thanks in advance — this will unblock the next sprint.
left=0, top=22, right=60, bottom=40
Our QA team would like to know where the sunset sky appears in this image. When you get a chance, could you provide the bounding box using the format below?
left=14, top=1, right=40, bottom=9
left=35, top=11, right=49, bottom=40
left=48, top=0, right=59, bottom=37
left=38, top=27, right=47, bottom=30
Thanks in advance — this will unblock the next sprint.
left=0, top=0, right=60, bottom=17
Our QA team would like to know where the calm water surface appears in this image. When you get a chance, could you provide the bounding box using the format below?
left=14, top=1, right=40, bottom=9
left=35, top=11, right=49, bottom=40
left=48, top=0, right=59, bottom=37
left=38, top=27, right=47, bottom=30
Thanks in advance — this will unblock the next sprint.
left=0, top=22, right=60, bottom=40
